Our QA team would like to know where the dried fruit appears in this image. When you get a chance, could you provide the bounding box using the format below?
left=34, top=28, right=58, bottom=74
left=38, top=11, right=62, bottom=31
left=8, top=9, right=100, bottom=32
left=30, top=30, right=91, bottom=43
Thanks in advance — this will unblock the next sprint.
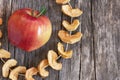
left=38, top=59, right=49, bottom=78
left=62, top=19, right=80, bottom=31
left=56, top=0, right=70, bottom=4
left=9, top=66, right=26, bottom=80
left=62, top=5, right=83, bottom=17
left=0, top=49, right=11, bottom=58
left=0, top=30, right=2, bottom=38
left=57, top=42, right=73, bottom=58
left=58, top=30, right=82, bottom=44
left=0, top=42, right=2, bottom=47
left=25, top=67, right=38, bottom=80
left=0, top=18, right=2, bottom=25
left=47, top=50, right=62, bottom=70
left=2, top=59, right=17, bottom=77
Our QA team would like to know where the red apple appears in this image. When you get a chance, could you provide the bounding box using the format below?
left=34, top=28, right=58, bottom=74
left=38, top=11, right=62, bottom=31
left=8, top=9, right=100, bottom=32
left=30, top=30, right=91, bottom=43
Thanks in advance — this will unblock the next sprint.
left=8, top=8, right=52, bottom=52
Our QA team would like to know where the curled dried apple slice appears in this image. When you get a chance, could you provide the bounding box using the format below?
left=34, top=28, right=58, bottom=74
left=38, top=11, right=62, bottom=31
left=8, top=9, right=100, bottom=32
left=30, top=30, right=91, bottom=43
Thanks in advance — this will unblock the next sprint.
left=38, top=59, right=49, bottom=78
left=47, top=50, right=62, bottom=70
left=25, top=67, right=38, bottom=80
left=56, top=0, right=70, bottom=4
left=2, top=59, right=17, bottom=77
left=58, top=30, right=82, bottom=44
left=62, top=19, right=80, bottom=31
left=0, top=30, right=2, bottom=38
left=0, top=49, right=11, bottom=58
left=0, top=42, right=1, bottom=47
left=57, top=42, right=73, bottom=59
left=9, top=66, right=26, bottom=80
left=62, top=5, right=83, bottom=17
left=0, top=18, right=2, bottom=25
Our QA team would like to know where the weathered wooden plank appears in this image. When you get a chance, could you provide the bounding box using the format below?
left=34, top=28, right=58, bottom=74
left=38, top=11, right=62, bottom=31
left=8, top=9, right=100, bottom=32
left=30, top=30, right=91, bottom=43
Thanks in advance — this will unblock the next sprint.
left=79, top=0, right=96, bottom=80
left=0, top=0, right=13, bottom=80
left=92, top=0, right=120, bottom=80
left=58, top=0, right=82, bottom=80
left=58, top=1, right=75, bottom=80
left=44, top=0, right=62, bottom=80
left=0, top=1, right=4, bottom=75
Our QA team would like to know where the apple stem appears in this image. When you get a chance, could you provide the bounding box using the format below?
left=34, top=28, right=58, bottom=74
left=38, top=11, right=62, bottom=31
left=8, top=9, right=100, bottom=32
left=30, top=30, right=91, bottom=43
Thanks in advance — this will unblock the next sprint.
left=36, top=6, right=47, bottom=17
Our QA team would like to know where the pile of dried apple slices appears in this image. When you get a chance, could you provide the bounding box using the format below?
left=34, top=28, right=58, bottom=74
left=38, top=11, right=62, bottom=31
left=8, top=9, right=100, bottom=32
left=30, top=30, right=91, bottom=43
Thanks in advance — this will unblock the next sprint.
left=0, top=0, right=83, bottom=80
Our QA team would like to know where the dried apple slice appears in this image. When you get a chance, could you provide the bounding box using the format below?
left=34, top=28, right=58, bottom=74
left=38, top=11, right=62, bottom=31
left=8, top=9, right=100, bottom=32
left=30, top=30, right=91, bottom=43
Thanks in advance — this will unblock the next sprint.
left=0, top=30, right=2, bottom=38
left=9, top=66, right=26, bottom=80
left=0, top=18, right=2, bottom=25
left=57, top=42, right=73, bottom=59
left=0, top=42, right=1, bottom=47
left=47, top=50, right=62, bottom=70
left=0, top=49, right=11, bottom=58
left=62, top=5, right=83, bottom=17
left=58, top=30, right=82, bottom=44
left=62, top=19, right=80, bottom=31
left=56, top=0, right=70, bottom=4
left=38, top=59, right=49, bottom=78
left=25, top=67, right=38, bottom=80
left=2, top=59, right=17, bottom=77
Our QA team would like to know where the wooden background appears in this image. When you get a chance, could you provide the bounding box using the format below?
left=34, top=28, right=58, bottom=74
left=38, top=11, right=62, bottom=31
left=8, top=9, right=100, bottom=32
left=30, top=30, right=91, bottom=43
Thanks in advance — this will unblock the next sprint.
left=0, top=0, right=120, bottom=80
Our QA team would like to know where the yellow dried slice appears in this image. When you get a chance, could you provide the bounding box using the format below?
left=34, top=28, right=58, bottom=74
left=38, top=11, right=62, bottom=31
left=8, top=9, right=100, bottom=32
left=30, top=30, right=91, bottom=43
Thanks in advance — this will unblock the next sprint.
left=0, top=30, right=2, bottom=38
left=47, top=50, right=62, bottom=70
left=2, top=59, right=17, bottom=77
left=25, top=67, right=38, bottom=80
left=62, top=19, right=80, bottom=31
left=56, top=0, right=70, bottom=4
left=58, top=30, right=82, bottom=44
left=0, top=42, right=2, bottom=47
left=0, top=49, right=11, bottom=58
left=9, top=66, right=26, bottom=80
left=0, top=18, right=2, bottom=25
left=38, top=59, right=49, bottom=78
left=57, top=42, right=73, bottom=58
left=62, top=5, right=83, bottom=17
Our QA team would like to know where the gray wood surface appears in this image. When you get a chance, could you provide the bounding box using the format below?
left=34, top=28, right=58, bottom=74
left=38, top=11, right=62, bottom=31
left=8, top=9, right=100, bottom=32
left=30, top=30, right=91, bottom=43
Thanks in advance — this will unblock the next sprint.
left=0, top=0, right=120, bottom=80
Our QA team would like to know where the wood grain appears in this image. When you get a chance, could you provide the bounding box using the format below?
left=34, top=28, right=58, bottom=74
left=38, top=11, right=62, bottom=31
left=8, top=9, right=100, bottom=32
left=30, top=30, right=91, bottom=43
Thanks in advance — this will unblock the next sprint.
left=0, top=0, right=119, bottom=80
left=79, top=0, right=96, bottom=80
left=92, top=0, right=120, bottom=80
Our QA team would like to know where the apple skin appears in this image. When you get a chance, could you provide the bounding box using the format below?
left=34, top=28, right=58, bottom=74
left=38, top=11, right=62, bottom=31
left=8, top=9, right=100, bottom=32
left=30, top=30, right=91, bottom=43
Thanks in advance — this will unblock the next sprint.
left=8, top=8, right=52, bottom=52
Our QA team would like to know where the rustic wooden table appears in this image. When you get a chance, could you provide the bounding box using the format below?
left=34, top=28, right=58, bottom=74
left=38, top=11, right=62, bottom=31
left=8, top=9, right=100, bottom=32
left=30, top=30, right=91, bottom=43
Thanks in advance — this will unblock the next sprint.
left=0, top=0, right=120, bottom=80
